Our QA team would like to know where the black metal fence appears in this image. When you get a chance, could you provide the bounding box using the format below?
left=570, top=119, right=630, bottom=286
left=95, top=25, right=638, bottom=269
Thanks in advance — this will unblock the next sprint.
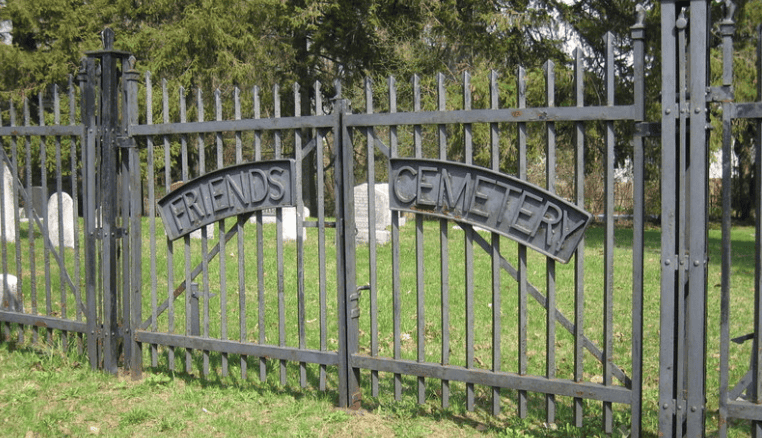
left=0, top=1, right=761, bottom=437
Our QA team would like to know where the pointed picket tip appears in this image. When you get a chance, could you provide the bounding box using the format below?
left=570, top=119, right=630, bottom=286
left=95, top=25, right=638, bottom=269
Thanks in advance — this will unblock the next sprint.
left=516, top=66, right=526, bottom=96
left=603, top=31, right=615, bottom=47
left=543, top=59, right=555, bottom=75
left=573, top=47, right=585, bottom=61
left=234, top=87, right=241, bottom=119
left=462, top=71, right=471, bottom=110
left=489, top=70, right=499, bottom=110
left=293, top=82, right=301, bottom=116
left=252, top=86, right=261, bottom=119
left=411, top=74, right=421, bottom=103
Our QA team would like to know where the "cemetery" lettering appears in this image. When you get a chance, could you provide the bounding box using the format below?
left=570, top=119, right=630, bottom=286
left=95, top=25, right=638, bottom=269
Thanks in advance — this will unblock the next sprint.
left=389, top=159, right=591, bottom=263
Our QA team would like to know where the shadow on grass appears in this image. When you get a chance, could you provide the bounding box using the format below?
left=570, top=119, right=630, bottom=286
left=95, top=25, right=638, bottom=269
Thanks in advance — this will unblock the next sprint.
left=135, top=345, right=650, bottom=437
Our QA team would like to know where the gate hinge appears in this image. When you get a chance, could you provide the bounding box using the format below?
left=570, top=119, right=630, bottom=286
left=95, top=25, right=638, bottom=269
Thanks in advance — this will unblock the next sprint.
left=679, top=254, right=690, bottom=271
left=635, top=122, right=660, bottom=137
left=116, top=136, right=137, bottom=148
left=93, top=227, right=128, bottom=240
left=665, top=254, right=693, bottom=271
left=661, top=399, right=688, bottom=415
left=707, top=86, right=734, bottom=103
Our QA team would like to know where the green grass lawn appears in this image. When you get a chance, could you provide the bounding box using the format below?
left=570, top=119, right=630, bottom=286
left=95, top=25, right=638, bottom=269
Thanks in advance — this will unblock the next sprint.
left=0, top=218, right=758, bottom=437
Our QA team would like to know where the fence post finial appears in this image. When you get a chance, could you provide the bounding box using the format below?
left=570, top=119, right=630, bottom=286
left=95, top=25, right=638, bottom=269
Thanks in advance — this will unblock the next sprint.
left=722, top=0, right=736, bottom=24
left=634, top=4, right=646, bottom=29
left=101, top=28, right=115, bottom=50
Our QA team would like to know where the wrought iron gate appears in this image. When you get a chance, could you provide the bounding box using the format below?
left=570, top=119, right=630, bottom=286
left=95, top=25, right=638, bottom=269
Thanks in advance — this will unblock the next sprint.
left=2, top=1, right=762, bottom=436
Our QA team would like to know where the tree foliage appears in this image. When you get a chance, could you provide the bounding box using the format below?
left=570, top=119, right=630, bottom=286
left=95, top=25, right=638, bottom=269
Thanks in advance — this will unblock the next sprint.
left=0, top=0, right=579, bottom=97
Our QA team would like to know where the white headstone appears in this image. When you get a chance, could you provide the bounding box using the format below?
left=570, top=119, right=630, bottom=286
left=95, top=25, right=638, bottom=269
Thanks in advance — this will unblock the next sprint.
left=0, top=273, right=21, bottom=312
left=354, top=183, right=391, bottom=245
left=0, top=163, right=15, bottom=241
left=190, top=224, right=215, bottom=240
left=249, top=206, right=309, bottom=241
left=48, top=192, right=75, bottom=248
left=375, top=183, right=405, bottom=227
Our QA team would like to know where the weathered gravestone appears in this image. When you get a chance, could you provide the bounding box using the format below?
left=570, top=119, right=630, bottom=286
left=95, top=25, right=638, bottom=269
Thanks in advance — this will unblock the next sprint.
left=48, top=192, right=75, bottom=248
left=0, top=163, right=15, bottom=241
left=0, top=273, right=21, bottom=312
left=250, top=206, right=309, bottom=241
left=29, top=186, right=45, bottom=219
left=375, top=183, right=406, bottom=227
left=354, top=183, right=400, bottom=245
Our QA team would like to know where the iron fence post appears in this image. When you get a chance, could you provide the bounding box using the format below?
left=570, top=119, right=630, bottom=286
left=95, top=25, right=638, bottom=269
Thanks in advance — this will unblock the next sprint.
left=631, top=11, right=646, bottom=437
left=685, top=2, right=710, bottom=436
left=123, top=55, right=142, bottom=379
left=334, top=99, right=361, bottom=409
left=659, top=3, right=679, bottom=434
left=660, top=1, right=710, bottom=436
left=85, top=28, right=134, bottom=374
left=97, top=29, right=120, bottom=374
left=78, top=57, right=99, bottom=370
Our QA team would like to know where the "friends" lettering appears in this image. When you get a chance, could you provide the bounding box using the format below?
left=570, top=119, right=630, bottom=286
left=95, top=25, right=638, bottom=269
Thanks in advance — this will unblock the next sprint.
left=158, top=160, right=295, bottom=240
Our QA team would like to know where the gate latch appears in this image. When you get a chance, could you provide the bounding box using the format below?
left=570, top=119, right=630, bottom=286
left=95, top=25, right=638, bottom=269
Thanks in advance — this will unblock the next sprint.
left=349, top=285, right=370, bottom=319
